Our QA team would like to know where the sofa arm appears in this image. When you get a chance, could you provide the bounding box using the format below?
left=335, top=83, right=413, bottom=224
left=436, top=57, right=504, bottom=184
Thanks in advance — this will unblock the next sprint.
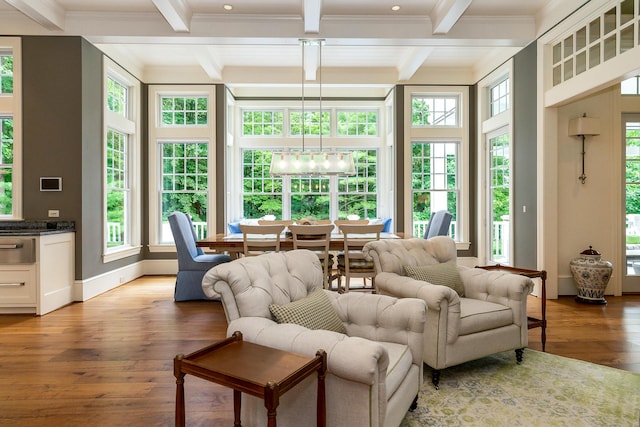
left=459, top=268, right=534, bottom=326
left=325, top=291, right=426, bottom=367
left=228, top=317, right=389, bottom=386
left=375, top=272, right=460, bottom=311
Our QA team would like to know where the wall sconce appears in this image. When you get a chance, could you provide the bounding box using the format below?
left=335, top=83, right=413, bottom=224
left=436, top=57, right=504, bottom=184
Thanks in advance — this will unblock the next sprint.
left=568, top=113, right=601, bottom=184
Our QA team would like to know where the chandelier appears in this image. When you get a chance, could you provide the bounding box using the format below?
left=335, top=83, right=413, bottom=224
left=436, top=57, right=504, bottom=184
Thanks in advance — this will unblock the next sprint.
left=269, top=39, right=355, bottom=176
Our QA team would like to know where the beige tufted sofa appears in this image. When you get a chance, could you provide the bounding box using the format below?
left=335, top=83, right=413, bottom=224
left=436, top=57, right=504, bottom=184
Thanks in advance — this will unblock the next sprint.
left=363, top=236, right=534, bottom=388
left=202, top=249, right=426, bottom=427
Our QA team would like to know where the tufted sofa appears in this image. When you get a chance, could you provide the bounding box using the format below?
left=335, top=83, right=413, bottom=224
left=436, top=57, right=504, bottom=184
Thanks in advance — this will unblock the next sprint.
left=363, top=236, right=534, bottom=388
left=202, top=249, right=426, bottom=427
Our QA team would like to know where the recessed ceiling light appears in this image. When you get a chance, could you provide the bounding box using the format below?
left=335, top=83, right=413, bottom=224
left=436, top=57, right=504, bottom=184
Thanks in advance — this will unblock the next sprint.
left=223, top=4, right=233, bottom=11
left=391, top=5, right=401, bottom=11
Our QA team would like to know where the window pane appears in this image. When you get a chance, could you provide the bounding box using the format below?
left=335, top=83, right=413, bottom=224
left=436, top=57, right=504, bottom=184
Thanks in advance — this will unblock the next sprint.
left=336, top=110, right=378, bottom=136
left=106, top=130, right=128, bottom=248
left=490, top=78, right=510, bottom=116
left=489, top=133, right=510, bottom=263
left=0, top=117, right=12, bottom=215
left=107, top=78, right=127, bottom=116
left=290, top=111, right=330, bottom=136
left=161, top=96, right=208, bottom=126
left=411, top=141, right=458, bottom=238
left=160, top=142, right=208, bottom=240
left=0, top=54, right=13, bottom=94
left=242, top=109, right=284, bottom=136
left=242, top=149, right=283, bottom=218
left=337, top=149, right=378, bottom=219
left=412, top=95, right=458, bottom=127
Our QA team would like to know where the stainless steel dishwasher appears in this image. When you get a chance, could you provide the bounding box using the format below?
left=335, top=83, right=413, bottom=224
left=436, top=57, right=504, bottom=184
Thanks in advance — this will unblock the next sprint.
left=0, top=238, right=37, bottom=311
left=0, top=238, right=36, bottom=264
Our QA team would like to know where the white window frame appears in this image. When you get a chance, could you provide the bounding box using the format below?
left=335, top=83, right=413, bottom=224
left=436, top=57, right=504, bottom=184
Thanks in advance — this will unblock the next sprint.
left=0, top=37, right=22, bottom=220
left=477, top=61, right=514, bottom=265
left=232, top=99, right=390, bottom=223
left=103, top=57, right=141, bottom=262
left=404, top=86, right=470, bottom=249
left=148, top=85, right=216, bottom=252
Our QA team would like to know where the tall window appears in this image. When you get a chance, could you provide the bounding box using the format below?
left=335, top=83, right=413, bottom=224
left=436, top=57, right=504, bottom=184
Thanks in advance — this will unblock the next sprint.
left=147, top=85, right=216, bottom=250
left=103, top=59, right=141, bottom=261
left=406, top=87, right=468, bottom=245
left=411, top=142, right=458, bottom=238
left=489, top=132, right=511, bottom=263
left=0, top=39, right=21, bottom=219
left=158, top=96, right=209, bottom=242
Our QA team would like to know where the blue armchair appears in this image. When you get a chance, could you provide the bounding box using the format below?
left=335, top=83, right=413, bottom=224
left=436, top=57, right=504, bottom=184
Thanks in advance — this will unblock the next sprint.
left=423, top=210, right=453, bottom=239
left=168, top=212, right=231, bottom=301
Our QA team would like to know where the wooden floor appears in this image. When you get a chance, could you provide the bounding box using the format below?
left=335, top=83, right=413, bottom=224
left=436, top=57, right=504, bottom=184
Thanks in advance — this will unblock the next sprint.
left=0, top=275, right=639, bottom=426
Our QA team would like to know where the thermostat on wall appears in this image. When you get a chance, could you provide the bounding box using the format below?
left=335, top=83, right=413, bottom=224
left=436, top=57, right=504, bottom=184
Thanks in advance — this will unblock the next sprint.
left=40, top=177, right=62, bottom=191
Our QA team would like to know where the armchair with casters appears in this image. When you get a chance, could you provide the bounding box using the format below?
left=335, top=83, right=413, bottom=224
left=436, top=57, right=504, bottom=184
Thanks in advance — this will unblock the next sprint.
left=202, top=249, right=426, bottom=427
left=363, top=236, right=534, bottom=389
left=167, top=212, right=231, bottom=301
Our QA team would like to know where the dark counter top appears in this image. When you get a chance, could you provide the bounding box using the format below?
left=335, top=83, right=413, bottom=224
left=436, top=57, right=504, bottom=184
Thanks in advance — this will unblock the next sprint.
left=0, top=220, right=75, bottom=236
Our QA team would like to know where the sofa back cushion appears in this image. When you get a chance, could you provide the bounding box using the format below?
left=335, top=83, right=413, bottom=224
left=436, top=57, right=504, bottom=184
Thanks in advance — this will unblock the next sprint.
left=363, top=236, right=458, bottom=276
left=202, top=249, right=324, bottom=322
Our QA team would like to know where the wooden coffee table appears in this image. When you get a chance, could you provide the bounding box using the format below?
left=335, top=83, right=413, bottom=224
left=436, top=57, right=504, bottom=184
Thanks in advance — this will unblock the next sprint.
left=174, top=331, right=327, bottom=427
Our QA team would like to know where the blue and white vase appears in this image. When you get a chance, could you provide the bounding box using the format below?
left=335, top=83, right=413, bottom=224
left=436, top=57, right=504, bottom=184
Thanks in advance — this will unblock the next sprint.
left=569, top=246, right=612, bottom=305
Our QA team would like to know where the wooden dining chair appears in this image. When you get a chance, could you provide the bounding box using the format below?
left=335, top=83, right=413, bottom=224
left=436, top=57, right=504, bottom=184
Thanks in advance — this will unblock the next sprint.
left=239, top=224, right=286, bottom=256
left=336, top=223, right=384, bottom=293
left=333, top=219, right=369, bottom=231
left=289, top=224, right=335, bottom=289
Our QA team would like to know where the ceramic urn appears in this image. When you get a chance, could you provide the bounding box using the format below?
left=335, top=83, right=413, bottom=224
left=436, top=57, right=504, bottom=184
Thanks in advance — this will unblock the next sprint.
left=569, top=245, right=612, bottom=305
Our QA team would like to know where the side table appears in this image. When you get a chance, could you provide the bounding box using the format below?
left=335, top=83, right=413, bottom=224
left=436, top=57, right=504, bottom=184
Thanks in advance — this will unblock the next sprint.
left=476, top=264, right=547, bottom=352
left=174, top=331, right=327, bottom=427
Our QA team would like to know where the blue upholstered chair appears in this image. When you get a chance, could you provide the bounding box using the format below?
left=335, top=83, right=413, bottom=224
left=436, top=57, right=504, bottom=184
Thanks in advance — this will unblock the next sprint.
left=423, top=210, right=453, bottom=239
left=168, top=212, right=231, bottom=301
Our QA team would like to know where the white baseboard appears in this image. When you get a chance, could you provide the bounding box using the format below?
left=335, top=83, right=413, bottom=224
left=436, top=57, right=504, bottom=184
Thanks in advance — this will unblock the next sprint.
left=73, top=259, right=177, bottom=301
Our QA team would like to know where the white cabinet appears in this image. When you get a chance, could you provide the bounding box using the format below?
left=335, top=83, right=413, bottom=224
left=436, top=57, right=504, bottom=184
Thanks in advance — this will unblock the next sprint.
left=0, top=232, right=75, bottom=315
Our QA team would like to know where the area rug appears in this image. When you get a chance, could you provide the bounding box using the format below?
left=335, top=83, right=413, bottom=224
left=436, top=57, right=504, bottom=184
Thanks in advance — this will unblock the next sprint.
left=401, top=350, right=640, bottom=426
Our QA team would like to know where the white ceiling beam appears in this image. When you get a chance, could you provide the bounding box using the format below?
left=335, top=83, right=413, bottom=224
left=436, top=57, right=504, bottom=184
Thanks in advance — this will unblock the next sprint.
left=304, top=0, right=322, bottom=34
left=397, top=47, right=434, bottom=81
left=151, top=0, right=192, bottom=33
left=193, top=47, right=222, bottom=80
left=4, top=0, right=65, bottom=31
left=430, top=0, right=473, bottom=35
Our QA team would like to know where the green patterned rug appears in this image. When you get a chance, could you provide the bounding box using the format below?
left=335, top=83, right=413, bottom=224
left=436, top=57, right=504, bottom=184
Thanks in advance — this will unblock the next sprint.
left=401, top=350, right=640, bottom=426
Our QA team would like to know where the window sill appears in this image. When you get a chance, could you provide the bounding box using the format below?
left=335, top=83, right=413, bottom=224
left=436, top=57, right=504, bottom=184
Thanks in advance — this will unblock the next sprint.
left=103, top=245, right=142, bottom=263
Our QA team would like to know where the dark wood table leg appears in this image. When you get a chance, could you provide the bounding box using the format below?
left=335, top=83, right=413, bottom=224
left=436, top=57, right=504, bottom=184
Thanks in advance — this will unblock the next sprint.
left=233, top=389, right=242, bottom=427
left=316, top=350, right=327, bottom=427
left=173, top=355, right=186, bottom=427
left=264, top=381, right=279, bottom=427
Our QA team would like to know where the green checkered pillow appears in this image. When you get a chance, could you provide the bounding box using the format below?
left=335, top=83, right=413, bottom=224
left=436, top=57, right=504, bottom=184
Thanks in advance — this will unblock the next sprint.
left=269, top=288, right=347, bottom=334
left=404, top=261, right=465, bottom=297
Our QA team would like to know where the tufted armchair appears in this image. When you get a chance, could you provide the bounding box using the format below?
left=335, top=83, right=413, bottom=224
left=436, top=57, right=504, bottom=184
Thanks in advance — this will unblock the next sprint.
left=363, top=236, right=534, bottom=388
left=202, top=249, right=426, bottom=427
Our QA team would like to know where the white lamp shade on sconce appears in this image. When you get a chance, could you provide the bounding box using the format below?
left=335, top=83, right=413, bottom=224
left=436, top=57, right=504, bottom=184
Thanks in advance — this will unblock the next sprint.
left=568, top=116, right=601, bottom=137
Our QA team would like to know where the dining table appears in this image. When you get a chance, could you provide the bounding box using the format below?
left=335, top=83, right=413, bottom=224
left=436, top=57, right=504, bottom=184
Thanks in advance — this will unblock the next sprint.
left=196, top=232, right=404, bottom=259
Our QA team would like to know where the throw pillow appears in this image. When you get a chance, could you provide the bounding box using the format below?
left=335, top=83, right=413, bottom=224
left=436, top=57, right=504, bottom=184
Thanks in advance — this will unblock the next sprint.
left=269, top=288, right=347, bottom=334
left=404, top=261, right=465, bottom=297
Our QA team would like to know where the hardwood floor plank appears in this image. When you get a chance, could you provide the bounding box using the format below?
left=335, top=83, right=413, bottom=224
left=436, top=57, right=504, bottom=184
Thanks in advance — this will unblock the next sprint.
left=0, top=275, right=638, bottom=426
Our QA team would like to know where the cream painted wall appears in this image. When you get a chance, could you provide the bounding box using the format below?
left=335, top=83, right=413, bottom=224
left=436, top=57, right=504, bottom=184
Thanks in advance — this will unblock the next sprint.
left=556, top=86, right=621, bottom=296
